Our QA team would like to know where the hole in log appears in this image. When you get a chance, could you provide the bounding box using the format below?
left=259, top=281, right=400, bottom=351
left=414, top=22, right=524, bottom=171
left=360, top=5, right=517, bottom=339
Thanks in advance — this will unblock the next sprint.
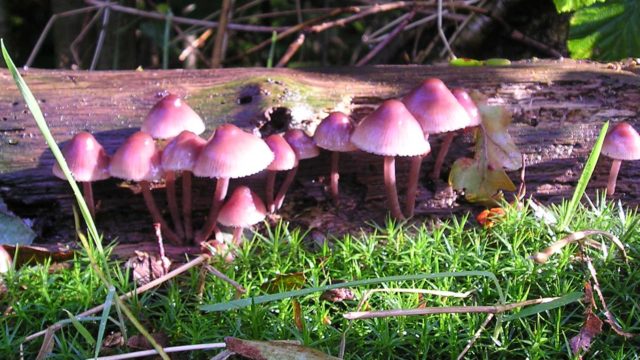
left=264, top=107, right=292, bottom=133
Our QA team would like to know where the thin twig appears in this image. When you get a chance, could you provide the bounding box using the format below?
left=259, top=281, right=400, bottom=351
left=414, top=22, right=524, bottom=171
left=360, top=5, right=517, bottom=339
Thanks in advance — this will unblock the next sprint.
left=344, top=297, right=558, bottom=320
left=211, top=0, right=233, bottom=68
left=23, top=254, right=210, bottom=343
left=309, top=2, right=410, bottom=33
left=95, top=342, right=226, bottom=360
left=356, top=11, right=415, bottom=66
left=456, top=313, right=494, bottom=360
left=89, top=5, right=111, bottom=70
left=204, top=264, right=246, bottom=294
left=70, top=7, right=104, bottom=67
left=437, top=0, right=456, bottom=59
left=531, top=230, right=627, bottom=264
left=178, top=29, right=212, bottom=62
left=275, top=33, right=305, bottom=67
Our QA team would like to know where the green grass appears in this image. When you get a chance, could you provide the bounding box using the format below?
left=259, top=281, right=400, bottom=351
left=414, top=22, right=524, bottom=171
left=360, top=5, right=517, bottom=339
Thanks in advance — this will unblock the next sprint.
left=1, top=197, right=639, bottom=359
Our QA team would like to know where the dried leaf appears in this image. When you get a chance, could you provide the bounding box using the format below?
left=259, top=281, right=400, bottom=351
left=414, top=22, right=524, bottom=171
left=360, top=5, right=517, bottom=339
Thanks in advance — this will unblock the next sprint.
left=260, top=272, right=306, bottom=294
left=125, top=251, right=171, bottom=286
left=1, top=243, right=75, bottom=267
left=225, top=337, right=340, bottom=360
left=101, top=332, right=125, bottom=349
left=320, top=288, right=355, bottom=303
left=292, top=300, right=305, bottom=332
left=570, top=312, right=603, bottom=355
left=449, top=157, right=516, bottom=206
left=476, top=208, right=506, bottom=228
left=127, top=332, right=168, bottom=350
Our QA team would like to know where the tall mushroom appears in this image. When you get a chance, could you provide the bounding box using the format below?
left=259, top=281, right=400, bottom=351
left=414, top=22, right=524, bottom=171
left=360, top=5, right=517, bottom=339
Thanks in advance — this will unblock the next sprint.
left=218, top=186, right=267, bottom=245
left=161, top=130, right=206, bottom=242
left=402, top=78, right=478, bottom=181
left=52, top=131, right=110, bottom=218
left=142, top=94, right=205, bottom=240
left=193, top=124, right=273, bottom=243
left=264, top=134, right=298, bottom=213
left=351, top=99, right=431, bottom=220
left=313, top=112, right=357, bottom=204
left=109, top=131, right=181, bottom=245
left=601, top=122, right=640, bottom=195
left=277, top=129, right=320, bottom=210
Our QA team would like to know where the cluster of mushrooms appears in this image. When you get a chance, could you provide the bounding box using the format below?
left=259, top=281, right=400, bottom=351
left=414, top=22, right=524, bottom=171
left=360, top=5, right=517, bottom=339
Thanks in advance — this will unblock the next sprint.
left=53, top=77, right=634, bottom=248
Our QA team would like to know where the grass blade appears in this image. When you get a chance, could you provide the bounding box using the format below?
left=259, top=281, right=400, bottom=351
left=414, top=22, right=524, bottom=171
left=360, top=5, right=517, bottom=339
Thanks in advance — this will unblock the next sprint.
left=558, top=121, right=609, bottom=230
left=63, top=310, right=96, bottom=347
left=201, top=271, right=505, bottom=312
left=502, top=291, right=583, bottom=321
left=266, top=31, right=278, bottom=68
left=94, top=286, right=116, bottom=359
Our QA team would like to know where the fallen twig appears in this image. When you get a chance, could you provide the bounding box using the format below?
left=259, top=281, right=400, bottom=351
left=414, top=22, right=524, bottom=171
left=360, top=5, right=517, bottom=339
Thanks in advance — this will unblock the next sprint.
left=276, top=33, right=306, bottom=68
left=356, top=11, right=415, bottom=66
left=204, top=263, right=246, bottom=294
left=531, top=230, right=627, bottom=264
left=456, top=313, right=494, bottom=360
left=94, top=342, right=226, bottom=360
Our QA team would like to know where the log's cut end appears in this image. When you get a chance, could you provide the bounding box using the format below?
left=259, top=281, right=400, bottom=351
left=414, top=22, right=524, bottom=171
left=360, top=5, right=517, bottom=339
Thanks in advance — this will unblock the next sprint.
left=1, top=60, right=640, bottom=242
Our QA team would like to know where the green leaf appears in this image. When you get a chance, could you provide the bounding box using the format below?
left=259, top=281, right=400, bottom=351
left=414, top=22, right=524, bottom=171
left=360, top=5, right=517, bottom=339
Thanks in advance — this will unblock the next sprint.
left=503, top=292, right=584, bottom=321
left=553, top=0, right=605, bottom=13
left=475, top=101, right=522, bottom=171
left=449, top=157, right=517, bottom=206
left=568, top=0, right=640, bottom=60
left=0, top=212, right=36, bottom=245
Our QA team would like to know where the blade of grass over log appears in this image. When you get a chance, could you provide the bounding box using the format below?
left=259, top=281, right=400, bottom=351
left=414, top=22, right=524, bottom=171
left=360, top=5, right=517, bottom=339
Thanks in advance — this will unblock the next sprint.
left=558, top=121, right=608, bottom=230
left=1, top=40, right=171, bottom=360
left=502, top=291, right=584, bottom=321
left=201, top=270, right=505, bottom=312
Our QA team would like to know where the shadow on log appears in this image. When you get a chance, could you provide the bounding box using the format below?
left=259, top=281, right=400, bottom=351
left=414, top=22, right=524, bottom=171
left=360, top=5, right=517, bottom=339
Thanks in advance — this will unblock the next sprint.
left=1, top=60, right=639, bottom=243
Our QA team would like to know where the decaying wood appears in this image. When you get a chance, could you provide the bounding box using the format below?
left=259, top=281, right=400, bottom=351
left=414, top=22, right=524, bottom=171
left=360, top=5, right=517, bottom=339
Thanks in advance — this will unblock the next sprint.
left=1, top=60, right=639, bottom=243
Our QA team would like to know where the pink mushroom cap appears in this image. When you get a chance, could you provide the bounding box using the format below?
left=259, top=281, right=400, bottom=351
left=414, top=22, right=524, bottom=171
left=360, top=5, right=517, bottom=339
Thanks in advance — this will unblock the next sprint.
left=109, top=131, right=163, bottom=181
left=402, top=78, right=473, bottom=134
left=351, top=99, right=431, bottom=157
left=193, top=124, right=274, bottom=179
left=53, top=131, right=110, bottom=182
left=161, top=130, right=206, bottom=171
left=283, top=129, right=320, bottom=160
left=217, top=186, right=267, bottom=228
left=602, top=122, right=640, bottom=161
left=265, top=134, right=299, bottom=171
left=452, top=88, right=482, bottom=126
left=142, top=94, right=205, bottom=139
left=313, top=112, right=358, bottom=152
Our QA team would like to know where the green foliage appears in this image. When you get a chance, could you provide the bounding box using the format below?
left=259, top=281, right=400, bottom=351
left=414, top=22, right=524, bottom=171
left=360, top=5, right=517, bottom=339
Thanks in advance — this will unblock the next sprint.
left=563, top=0, right=640, bottom=60
left=552, top=0, right=607, bottom=13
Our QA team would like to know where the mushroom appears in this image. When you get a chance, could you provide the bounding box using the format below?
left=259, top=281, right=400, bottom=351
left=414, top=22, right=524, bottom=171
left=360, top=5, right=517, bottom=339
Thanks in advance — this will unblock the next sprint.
left=402, top=78, right=478, bottom=180
left=601, top=122, right=640, bottom=195
left=193, top=124, right=274, bottom=243
left=351, top=99, right=431, bottom=220
left=52, top=131, right=110, bottom=218
left=161, top=130, right=206, bottom=242
left=277, top=129, right=320, bottom=210
left=264, top=134, right=299, bottom=213
left=109, top=131, right=181, bottom=245
left=313, top=112, right=357, bottom=204
left=217, top=186, right=267, bottom=246
left=142, top=94, right=205, bottom=240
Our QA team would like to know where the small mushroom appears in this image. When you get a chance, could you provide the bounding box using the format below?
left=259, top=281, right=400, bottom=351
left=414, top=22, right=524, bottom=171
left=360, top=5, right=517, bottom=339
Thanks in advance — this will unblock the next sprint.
left=161, top=130, right=206, bottom=242
left=277, top=129, right=320, bottom=210
left=601, top=122, right=640, bottom=195
left=141, top=94, right=205, bottom=140
left=402, top=78, right=478, bottom=181
left=313, top=112, right=357, bottom=204
left=351, top=99, right=430, bottom=220
left=109, top=131, right=181, bottom=245
left=52, top=131, right=110, bottom=218
left=217, top=186, right=267, bottom=246
left=193, top=124, right=274, bottom=243
left=264, top=134, right=299, bottom=213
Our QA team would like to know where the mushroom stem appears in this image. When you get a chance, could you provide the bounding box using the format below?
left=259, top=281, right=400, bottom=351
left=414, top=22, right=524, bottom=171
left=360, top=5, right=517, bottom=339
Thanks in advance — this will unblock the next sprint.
left=232, top=227, right=244, bottom=246
left=182, top=171, right=194, bottom=242
left=607, top=159, right=622, bottom=195
left=198, top=178, right=229, bottom=243
left=165, top=171, right=185, bottom=241
left=384, top=156, right=405, bottom=220
left=274, top=166, right=298, bottom=211
left=432, top=132, right=455, bottom=180
left=405, top=155, right=423, bottom=218
left=140, top=180, right=181, bottom=245
left=82, top=181, right=95, bottom=219
left=330, top=151, right=340, bottom=204
left=265, top=170, right=276, bottom=212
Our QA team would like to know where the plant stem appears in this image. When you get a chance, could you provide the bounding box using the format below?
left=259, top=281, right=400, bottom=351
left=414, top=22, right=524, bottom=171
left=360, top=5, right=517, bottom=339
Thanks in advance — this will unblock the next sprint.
left=232, top=227, right=244, bottom=245
left=140, top=180, right=181, bottom=245
left=330, top=151, right=340, bottom=204
left=165, top=171, right=185, bottom=241
left=405, top=155, right=423, bottom=217
left=432, top=132, right=455, bottom=180
left=274, top=166, right=298, bottom=211
left=607, top=159, right=622, bottom=195
left=384, top=156, right=404, bottom=220
left=198, top=178, right=229, bottom=243
left=82, top=181, right=95, bottom=219
left=182, top=171, right=193, bottom=242
left=266, top=170, right=276, bottom=212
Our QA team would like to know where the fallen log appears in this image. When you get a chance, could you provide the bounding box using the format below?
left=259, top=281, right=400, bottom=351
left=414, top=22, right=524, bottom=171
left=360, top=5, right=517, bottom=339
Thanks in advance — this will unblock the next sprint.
left=1, top=60, right=639, bottom=243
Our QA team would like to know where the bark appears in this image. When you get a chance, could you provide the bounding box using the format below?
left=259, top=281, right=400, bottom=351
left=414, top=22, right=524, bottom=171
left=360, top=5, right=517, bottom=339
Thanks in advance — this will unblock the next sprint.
left=0, top=60, right=639, bottom=242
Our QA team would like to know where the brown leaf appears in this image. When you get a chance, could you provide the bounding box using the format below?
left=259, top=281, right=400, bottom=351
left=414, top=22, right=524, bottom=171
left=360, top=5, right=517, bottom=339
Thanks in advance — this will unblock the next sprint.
left=570, top=312, right=603, bottom=355
left=102, top=332, right=125, bottom=349
left=125, top=251, right=171, bottom=286
left=260, top=272, right=306, bottom=294
left=127, top=332, right=169, bottom=350
left=449, top=157, right=516, bottom=206
left=2, top=243, right=75, bottom=267
left=225, top=337, right=341, bottom=360
left=292, top=300, right=305, bottom=332
left=320, top=288, right=355, bottom=303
